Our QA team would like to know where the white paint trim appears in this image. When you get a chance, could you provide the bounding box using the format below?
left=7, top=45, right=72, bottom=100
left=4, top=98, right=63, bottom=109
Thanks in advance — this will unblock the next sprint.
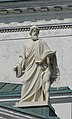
left=50, top=95, right=72, bottom=99
left=0, top=94, right=72, bottom=103
left=0, top=98, right=20, bottom=102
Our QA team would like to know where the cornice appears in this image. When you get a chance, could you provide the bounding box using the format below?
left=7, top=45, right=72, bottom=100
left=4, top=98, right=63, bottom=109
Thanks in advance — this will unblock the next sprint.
left=0, top=23, right=72, bottom=33
left=0, top=5, right=72, bottom=15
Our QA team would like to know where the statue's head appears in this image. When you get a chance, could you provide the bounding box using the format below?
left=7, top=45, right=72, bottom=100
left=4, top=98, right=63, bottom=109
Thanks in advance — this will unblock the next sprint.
left=29, top=25, right=39, bottom=41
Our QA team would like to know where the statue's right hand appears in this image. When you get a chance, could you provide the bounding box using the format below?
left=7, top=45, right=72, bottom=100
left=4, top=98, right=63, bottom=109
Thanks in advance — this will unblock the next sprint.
left=14, top=65, right=18, bottom=71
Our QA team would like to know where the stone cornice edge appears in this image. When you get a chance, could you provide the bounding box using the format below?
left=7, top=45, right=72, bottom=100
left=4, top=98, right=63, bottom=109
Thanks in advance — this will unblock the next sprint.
left=0, top=5, right=72, bottom=15
left=0, top=23, right=72, bottom=33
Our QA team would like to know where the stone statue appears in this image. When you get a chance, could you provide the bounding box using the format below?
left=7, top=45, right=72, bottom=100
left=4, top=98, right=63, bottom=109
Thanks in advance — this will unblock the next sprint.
left=14, top=25, right=59, bottom=106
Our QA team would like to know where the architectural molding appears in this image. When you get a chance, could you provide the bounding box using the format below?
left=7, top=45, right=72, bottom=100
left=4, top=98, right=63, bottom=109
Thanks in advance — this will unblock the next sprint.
left=0, top=23, right=72, bottom=33
left=0, top=1, right=72, bottom=24
left=0, top=94, right=72, bottom=104
left=0, top=5, right=72, bottom=15
left=0, top=0, right=72, bottom=15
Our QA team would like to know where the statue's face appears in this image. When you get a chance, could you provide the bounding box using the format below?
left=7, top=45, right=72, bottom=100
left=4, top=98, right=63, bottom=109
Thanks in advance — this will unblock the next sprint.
left=31, top=28, right=39, bottom=41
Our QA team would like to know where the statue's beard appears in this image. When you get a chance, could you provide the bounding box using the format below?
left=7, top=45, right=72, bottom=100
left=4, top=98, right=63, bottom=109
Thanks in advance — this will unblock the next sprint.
left=31, top=35, right=38, bottom=41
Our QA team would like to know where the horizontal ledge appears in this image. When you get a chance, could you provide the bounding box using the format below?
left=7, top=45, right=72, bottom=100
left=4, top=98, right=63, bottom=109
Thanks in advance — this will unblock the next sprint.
left=0, top=5, right=72, bottom=15
left=15, top=101, right=49, bottom=107
left=0, top=23, right=72, bottom=33
left=0, top=88, right=72, bottom=98
left=0, top=95, right=72, bottom=104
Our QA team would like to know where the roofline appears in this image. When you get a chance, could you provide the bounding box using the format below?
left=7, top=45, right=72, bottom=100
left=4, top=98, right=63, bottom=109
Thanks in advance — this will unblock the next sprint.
left=0, top=0, right=50, bottom=3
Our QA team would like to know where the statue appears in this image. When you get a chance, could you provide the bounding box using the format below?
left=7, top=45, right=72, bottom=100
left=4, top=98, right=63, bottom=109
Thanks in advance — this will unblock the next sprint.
left=14, top=25, right=59, bottom=106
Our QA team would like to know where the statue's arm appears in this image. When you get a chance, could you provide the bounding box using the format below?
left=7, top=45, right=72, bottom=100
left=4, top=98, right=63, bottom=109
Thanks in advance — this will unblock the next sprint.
left=14, top=56, right=25, bottom=78
left=38, top=51, right=56, bottom=65
left=14, top=56, right=23, bottom=71
left=14, top=46, right=25, bottom=78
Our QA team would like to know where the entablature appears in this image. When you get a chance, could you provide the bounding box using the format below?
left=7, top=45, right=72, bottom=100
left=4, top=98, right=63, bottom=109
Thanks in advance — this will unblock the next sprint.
left=0, top=22, right=72, bottom=33
left=0, top=5, right=72, bottom=15
left=0, top=0, right=72, bottom=15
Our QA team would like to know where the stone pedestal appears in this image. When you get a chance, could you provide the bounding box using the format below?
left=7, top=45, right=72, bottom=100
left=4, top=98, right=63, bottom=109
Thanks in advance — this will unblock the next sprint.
left=15, top=101, right=50, bottom=107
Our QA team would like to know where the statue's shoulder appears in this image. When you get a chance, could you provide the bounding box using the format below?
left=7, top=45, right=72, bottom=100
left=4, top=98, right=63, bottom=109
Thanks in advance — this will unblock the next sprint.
left=39, top=39, right=47, bottom=46
left=24, top=40, right=33, bottom=46
left=39, top=39, right=45, bottom=43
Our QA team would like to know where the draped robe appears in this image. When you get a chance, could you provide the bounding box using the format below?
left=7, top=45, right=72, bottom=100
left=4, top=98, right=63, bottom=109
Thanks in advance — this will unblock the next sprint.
left=15, top=39, right=59, bottom=102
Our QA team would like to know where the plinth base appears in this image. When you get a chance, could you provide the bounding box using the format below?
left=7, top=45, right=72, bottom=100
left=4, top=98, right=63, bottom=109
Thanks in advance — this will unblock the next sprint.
left=15, top=101, right=50, bottom=107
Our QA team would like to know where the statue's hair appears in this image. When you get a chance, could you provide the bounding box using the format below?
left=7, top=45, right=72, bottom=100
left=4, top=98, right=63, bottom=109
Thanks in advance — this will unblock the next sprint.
left=29, top=25, right=39, bottom=36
